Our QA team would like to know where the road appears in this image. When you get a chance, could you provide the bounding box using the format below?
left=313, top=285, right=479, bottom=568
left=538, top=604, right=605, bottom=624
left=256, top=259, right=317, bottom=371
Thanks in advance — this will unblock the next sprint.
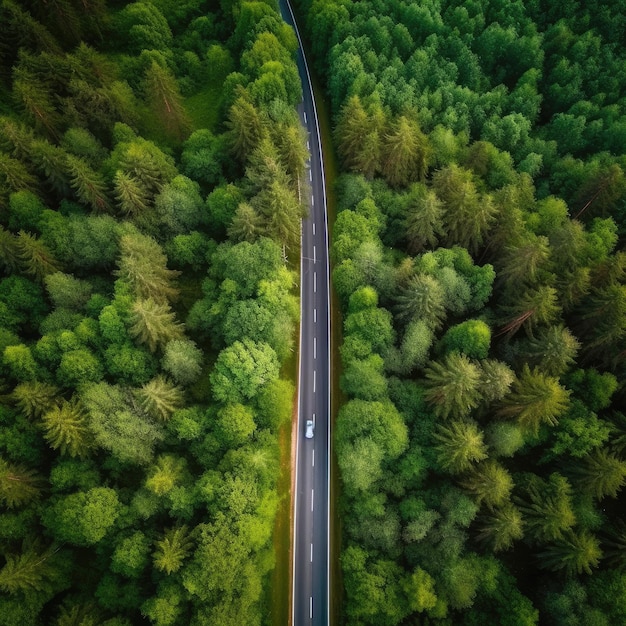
left=278, top=1, right=331, bottom=625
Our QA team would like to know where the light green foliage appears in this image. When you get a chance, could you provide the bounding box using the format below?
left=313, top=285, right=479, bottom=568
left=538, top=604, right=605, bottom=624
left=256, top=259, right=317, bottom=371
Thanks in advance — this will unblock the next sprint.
left=161, top=339, right=202, bottom=385
left=12, top=381, right=59, bottom=419
left=129, top=298, right=184, bottom=353
left=217, top=404, right=256, bottom=446
left=341, top=354, right=388, bottom=401
left=154, top=175, right=205, bottom=235
left=539, top=531, right=602, bottom=576
left=498, top=365, right=570, bottom=435
left=44, top=272, right=92, bottom=311
left=522, top=324, right=580, bottom=376
left=475, top=504, right=524, bottom=552
left=433, top=420, right=488, bottom=474
left=440, top=320, right=491, bottom=359
left=81, top=382, right=163, bottom=465
left=402, top=567, right=438, bottom=613
left=3, top=344, right=38, bottom=381
left=115, top=233, right=180, bottom=304
left=111, top=531, right=151, bottom=578
left=57, top=348, right=103, bottom=387
left=460, top=460, right=514, bottom=510
left=41, top=400, right=91, bottom=458
left=210, top=339, right=279, bottom=404
left=478, top=359, right=515, bottom=404
left=0, top=543, right=59, bottom=594
left=153, top=526, right=193, bottom=575
left=424, top=352, right=482, bottom=419
left=485, top=422, right=525, bottom=458
left=116, top=2, right=173, bottom=53
left=395, top=274, right=446, bottom=330
left=44, top=487, right=121, bottom=546
left=344, top=305, right=395, bottom=355
left=137, top=376, right=184, bottom=422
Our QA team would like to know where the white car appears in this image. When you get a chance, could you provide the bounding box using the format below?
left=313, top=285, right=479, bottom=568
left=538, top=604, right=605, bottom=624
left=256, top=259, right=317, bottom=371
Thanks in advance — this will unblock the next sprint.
left=305, top=419, right=314, bottom=439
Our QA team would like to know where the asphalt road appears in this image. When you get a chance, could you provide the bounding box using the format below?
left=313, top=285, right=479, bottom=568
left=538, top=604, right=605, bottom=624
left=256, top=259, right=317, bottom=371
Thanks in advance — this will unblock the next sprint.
left=279, top=1, right=331, bottom=624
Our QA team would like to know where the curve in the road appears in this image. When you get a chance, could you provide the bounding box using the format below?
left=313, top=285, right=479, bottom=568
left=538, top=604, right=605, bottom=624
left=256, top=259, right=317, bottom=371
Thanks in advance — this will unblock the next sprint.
left=279, top=1, right=331, bottom=625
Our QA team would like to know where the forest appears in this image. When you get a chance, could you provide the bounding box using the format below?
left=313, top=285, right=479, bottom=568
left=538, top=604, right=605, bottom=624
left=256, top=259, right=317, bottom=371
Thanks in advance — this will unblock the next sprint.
left=290, top=0, right=626, bottom=623
left=0, top=0, right=307, bottom=624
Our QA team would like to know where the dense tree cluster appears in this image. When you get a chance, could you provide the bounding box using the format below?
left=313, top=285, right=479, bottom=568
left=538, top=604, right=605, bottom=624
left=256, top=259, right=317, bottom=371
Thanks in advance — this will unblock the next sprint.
left=292, top=0, right=626, bottom=622
left=0, top=0, right=306, bottom=624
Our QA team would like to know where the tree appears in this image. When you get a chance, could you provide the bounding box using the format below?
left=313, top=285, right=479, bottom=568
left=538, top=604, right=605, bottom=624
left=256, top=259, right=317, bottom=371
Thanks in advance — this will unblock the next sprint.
left=380, top=114, right=431, bottom=186
left=275, top=122, right=308, bottom=195
left=57, top=348, right=103, bottom=387
left=16, top=230, right=60, bottom=280
left=404, top=185, right=444, bottom=254
left=115, top=233, right=180, bottom=304
left=522, top=324, right=580, bottom=376
left=475, top=504, right=524, bottom=552
left=145, top=455, right=187, bottom=496
left=340, top=354, right=388, bottom=401
left=433, top=420, right=488, bottom=474
left=0, top=458, right=43, bottom=508
left=569, top=448, right=626, bottom=500
left=161, top=339, right=202, bottom=385
left=137, top=376, right=184, bottom=422
left=143, top=61, right=191, bottom=142
left=65, top=154, right=112, bottom=213
left=226, top=96, right=264, bottom=162
left=113, top=170, right=150, bottom=218
left=12, top=69, right=61, bottom=139
left=153, top=526, right=193, bottom=575
left=0, top=542, right=59, bottom=594
left=44, top=272, right=92, bottom=311
left=401, top=567, right=438, bottom=614
left=81, top=382, right=163, bottom=465
left=499, top=284, right=561, bottom=338
left=539, top=531, right=602, bottom=576
left=181, top=129, right=225, bottom=187
left=394, top=274, right=446, bottom=330
left=424, top=352, right=482, bottom=419
left=111, top=531, right=151, bottom=579
left=433, top=164, right=496, bottom=252
left=228, top=202, right=263, bottom=242
left=460, top=460, right=514, bottom=510
left=12, top=381, right=59, bottom=419
left=3, top=344, right=38, bottom=381
left=41, top=399, right=91, bottom=458
left=43, top=487, right=121, bottom=546
left=498, top=365, right=570, bottom=435
left=217, top=403, right=256, bottom=446
left=210, top=339, right=279, bottom=404
left=497, top=234, right=551, bottom=288
left=515, top=473, right=576, bottom=543
left=440, top=320, right=491, bottom=360
left=129, top=298, right=184, bottom=353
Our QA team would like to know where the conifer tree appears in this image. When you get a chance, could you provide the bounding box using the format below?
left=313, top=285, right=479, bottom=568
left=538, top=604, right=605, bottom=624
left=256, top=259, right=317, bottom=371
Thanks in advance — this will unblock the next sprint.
left=153, top=526, right=193, bottom=575
left=0, top=543, right=58, bottom=593
left=226, top=96, right=264, bottom=162
left=137, top=375, right=184, bottom=421
left=475, top=504, right=524, bottom=552
left=16, top=230, right=60, bottom=280
left=113, top=170, right=151, bottom=217
left=424, top=352, right=482, bottom=419
left=460, top=460, right=514, bottom=510
left=569, top=448, right=626, bottom=500
left=65, top=154, right=111, bottom=212
left=433, top=420, right=488, bottom=474
left=539, top=531, right=602, bottom=576
left=41, top=399, right=91, bottom=458
left=228, top=202, right=262, bottom=243
left=12, top=381, right=59, bottom=419
left=0, top=458, right=43, bottom=508
left=129, top=298, right=184, bottom=354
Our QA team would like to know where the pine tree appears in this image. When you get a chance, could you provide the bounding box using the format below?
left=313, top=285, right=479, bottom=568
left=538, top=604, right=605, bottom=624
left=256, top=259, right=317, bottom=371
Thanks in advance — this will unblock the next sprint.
left=226, top=96, right=264, bottom=162
left=129, top=298, right=184, bottom=353
left=460, top=460, right=514, bottom=510
left=0, top=458, right=43, bottom=508
left=433, top=420, right=488, bottom=474
left=497, top=234, right=551, bottom=288
left=13, top=381, right=60, bottom=419
left=137, top=375, right=184, bottom=421
left=228, top=202, right=262, bottom=243
left=380, top=114, right=430, bottom=187
left=116, top=233, right=180, bottom=304
left=41, top=399, right=91, bottom=458
left=113, top=170, right=151, bottom=217
left=424, top=352, right=482, bottom=419
left=143, top=61, right=191, bottom=142
left=145, top=454, right=186, bottom=496
left=12, top=68, right=61, bottom=139
left=498, top=365, right=570, bottom=435
left=539, top=531, right=602, bottom=576
left=0, top=542, right=58, bottom=593
left=478, top=359, right=515, bottom=404
left=16, top=230, right=60, bottom=280
left=395, top=274, right=446, bottom=330
left=65, top=154, right=111, bottom=212
left=522, top=325, right=580, bottom=377
left=275, top=122, right=308, bottom=196
left=0, top=225, right=21, bottom=273
left=569, top=448, right=626, bottom=500
left=515, top=473, right=576, bottom=543
left=335, top=95, right=371, bottom=172
left=0, top=151, right=38, bottom=195
left=475, top=504, right=524, bottom=552
left=28, top=138, right=70, bottom=194
left=153, top=526, right=193, bottom=575
left=498, top=285, right=561, bottom=338
left=254, top=179, right=303, bottom=252
left=404, top=185, right=444, bottom=254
